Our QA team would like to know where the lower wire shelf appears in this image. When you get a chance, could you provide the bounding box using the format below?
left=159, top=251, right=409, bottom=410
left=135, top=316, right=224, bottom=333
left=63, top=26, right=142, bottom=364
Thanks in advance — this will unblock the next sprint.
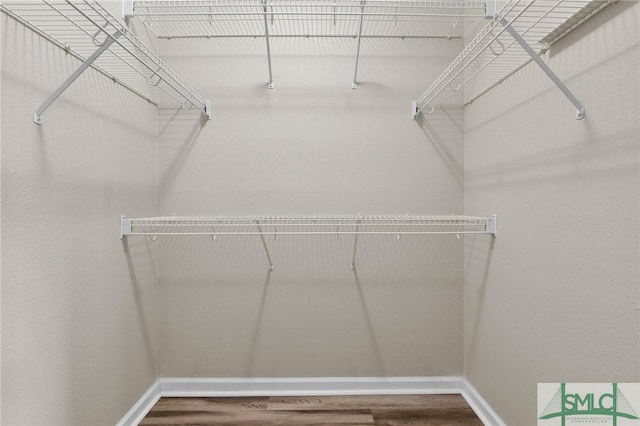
left=120, top=214, right=497, bottom=270
left=120, top=214, right=496, bottom=238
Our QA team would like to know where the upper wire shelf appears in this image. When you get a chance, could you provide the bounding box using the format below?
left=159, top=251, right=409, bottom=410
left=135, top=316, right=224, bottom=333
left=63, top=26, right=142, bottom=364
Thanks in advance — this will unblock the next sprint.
left=121, top=214, right=497, bottom=237
left=127, top=0, right=487, bottom=39
left=1, top=0, right=211, bottom=122
left=413, top=0, right=616, bottom=117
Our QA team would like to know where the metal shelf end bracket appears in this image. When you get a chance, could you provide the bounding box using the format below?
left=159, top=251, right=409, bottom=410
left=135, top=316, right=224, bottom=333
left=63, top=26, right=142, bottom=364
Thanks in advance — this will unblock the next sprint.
left=120, top=215, right=132, bottom=239
left=123, top=0, right=134, bottom=19
left=485, top=1, right=507, bottom=19
left=204, top=100, right=212, bottom=120
left=486, top=214, right=497, bottom=237
left=411, top=100, right=419, bottom=120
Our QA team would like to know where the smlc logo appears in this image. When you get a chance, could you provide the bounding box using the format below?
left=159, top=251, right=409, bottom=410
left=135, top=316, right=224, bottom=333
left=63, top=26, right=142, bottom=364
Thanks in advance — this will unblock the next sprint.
left=538, top=383, right=640, bottom=426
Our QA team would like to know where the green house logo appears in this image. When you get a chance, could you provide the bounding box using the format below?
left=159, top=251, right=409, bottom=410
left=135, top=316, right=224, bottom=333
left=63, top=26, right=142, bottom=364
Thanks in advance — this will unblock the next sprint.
left=539, top=383, right=639, bottom=426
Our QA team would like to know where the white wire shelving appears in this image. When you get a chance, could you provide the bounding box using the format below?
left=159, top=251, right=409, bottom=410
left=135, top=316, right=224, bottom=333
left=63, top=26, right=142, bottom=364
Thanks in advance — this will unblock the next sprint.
left=413, top=0, right=616, bottom=120
left=1, top=0, right=211, bottom=124
left=126, top=0, right=487, bottom=39
left=125, top=0, right=488, bottom=88
left=121, top=214, right=497, bottom=270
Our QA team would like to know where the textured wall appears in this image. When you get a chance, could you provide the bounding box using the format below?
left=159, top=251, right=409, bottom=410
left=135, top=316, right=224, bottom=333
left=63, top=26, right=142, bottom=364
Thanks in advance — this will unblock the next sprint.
left=155, top=37, right=469, bottom=377
left=463, top=2, right=640, bottom=425
left=1, top=5, right=159, bottom=424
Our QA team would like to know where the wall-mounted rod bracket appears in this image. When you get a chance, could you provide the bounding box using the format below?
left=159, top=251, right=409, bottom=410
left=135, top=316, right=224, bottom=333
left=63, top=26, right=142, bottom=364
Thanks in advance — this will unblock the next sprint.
left=484, top=1, right=507, bottom=19
left=262, top=1, right=274, bottom=89
left=351, top=0, right=366, bottom=89
left=411, top=100, right=419, bottom=120
left=34, top=31, right=121, bottom=125
left=123, top=0, right=134, bottom=19
left=499, top=18, right=585, bottom=120
left=120, top=216, right=132, bottom=239
left=204, top=100, right=212, bottom=120
left=486, top=214, right=497, bottom=237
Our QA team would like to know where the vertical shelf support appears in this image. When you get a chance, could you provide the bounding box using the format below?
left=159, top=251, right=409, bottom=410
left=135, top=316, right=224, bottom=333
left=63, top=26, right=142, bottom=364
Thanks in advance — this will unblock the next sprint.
left=352, top=0, right=366, bottom=89
left=256, top=221, right=275, bottom=271
left=262, top=0, right=274, bottom=89
left=33, top=31, right=121, bottom=124
left=350, top=217, right=361, bottom=270
left=499, top=18, right=585, bottom=120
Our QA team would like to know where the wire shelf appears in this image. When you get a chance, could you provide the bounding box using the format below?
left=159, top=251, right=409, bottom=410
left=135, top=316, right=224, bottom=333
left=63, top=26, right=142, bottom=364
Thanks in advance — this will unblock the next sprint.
left=1, top=0, right=211, bottom=119
left=128, top=0, right=487, bottom=39
left=121, top=214, right=497, bottom=237
left=414, top=0, right=615, bottom=115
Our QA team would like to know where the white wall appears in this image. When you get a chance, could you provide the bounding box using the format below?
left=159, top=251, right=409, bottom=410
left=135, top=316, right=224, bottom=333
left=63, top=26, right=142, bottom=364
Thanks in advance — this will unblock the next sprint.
left=463, top=2, right=640, bottom=425
left=155, top=37, right=469, bottom=377
left=1, top=6, right=159, bottom=424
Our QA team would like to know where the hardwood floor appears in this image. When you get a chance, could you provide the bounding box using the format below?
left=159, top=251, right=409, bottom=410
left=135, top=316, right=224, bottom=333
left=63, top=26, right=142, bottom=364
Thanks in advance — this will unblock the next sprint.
left=142, top=395, right=483, bottom=425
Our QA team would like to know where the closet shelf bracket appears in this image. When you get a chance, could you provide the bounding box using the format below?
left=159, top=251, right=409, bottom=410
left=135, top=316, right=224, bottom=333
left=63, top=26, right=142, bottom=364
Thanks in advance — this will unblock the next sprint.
left=34, top=30, right=121, bottom=125
left=351, top=0, right=366, bottom=89
left=2, top=0, right=212, bottom=124
left=486, top=214, right=497, bottom=238
left=261, top=0, right=274, bottom=89
left=497, top=17, right=585, bottom=120
left=256, top=220, right=275, bottom=271
left=120, top=216, right=132, bottom=239
left=412, top=0, right=614, bottom=120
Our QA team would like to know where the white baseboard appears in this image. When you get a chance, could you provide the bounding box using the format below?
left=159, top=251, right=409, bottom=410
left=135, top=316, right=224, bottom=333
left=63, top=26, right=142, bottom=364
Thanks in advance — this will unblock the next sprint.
left=159, top=376, right=463, bottom=397
left=118, top=377, right=504, bottom=426
left=116, top=379, right=161, bottom=426
left=461, top=379, right=506, bottom=426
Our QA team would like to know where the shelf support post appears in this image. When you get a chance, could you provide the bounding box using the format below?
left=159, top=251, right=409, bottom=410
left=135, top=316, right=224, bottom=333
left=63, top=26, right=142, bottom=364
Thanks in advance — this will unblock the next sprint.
left=499, top=18, right=585, bottom=120
left=256, top=221, right=275, bottom=271
left=350, top=217, right=361, bottom=270
left=262, top=0, right=274, bottom=89
left=352, top=0, right=366, bottom=89
left=33, top=31, right=121, bottom=125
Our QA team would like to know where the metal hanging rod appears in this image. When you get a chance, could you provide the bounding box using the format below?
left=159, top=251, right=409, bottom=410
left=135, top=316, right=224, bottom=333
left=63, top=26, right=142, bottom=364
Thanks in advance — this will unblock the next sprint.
left=131, top=12, right=485, bottom=17
left=2, top=0, right=211, bottom=124
left=157, top=34, right=462, bottom=39
left=412, top=0, right=616, bottom=120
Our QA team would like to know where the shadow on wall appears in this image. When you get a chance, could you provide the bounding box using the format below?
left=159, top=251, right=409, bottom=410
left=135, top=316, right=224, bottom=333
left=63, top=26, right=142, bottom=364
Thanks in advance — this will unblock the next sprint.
left=158, top=107, right=208, bottom=198
left=465, top=124, right=638, bottom=191
left=463, top=233, right=495, bottom=374
left=415, top=106, right=464, bottom=187
left=547, top=0, right=638, bottom=58
left=464, top=14, right=639, bottom=133
left=154, top=232, right=472, bottom=377
left=243, top=265, right=390, bottom=376
left=122, top=236, right=160, bottom=374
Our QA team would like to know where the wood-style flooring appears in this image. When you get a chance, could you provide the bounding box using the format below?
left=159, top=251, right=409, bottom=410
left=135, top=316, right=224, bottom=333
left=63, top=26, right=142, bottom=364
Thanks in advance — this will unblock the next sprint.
left=142, top=394, right=483, bottom=425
